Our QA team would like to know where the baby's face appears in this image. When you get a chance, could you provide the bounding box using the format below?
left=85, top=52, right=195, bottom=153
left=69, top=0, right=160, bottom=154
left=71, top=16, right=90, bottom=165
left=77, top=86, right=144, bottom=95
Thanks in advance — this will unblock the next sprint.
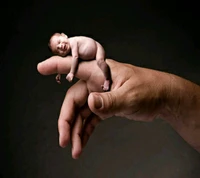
left=50, top=34, right=70, bottom=56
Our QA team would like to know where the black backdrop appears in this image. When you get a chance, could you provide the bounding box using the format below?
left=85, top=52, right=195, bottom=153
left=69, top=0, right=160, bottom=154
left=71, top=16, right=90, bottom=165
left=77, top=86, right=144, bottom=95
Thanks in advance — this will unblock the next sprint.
left=2, top=0, right=200, bottom=177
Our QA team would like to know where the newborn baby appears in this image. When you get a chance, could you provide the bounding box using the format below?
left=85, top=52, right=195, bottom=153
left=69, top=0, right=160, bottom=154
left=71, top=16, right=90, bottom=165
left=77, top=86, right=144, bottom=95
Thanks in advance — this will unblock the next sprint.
left=48, top=33, right=112, bottom=91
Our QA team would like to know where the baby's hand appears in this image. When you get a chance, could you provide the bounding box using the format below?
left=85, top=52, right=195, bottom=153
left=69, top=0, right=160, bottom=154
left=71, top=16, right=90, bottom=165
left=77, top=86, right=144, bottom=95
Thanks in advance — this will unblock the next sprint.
left=56, top=74, right=61, bottom=84
left=66, top=73, right=74, bottom=82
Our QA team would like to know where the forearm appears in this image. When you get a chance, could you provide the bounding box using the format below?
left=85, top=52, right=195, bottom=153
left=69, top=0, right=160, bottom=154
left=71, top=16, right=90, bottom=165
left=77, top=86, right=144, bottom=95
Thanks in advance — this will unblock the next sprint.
left=161, top=73, right=200, bottom=152
left=70, top=57, right=79, bottom=74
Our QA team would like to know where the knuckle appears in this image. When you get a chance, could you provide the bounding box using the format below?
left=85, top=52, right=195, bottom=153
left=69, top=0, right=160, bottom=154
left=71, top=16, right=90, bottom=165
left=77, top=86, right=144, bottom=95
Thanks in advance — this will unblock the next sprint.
left=105, top=92, right=116, bottom=110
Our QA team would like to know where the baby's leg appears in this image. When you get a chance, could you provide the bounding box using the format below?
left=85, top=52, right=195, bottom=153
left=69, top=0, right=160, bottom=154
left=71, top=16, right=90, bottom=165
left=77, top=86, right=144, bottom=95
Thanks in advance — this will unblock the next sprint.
left=96, top=42, right=112, bottom=91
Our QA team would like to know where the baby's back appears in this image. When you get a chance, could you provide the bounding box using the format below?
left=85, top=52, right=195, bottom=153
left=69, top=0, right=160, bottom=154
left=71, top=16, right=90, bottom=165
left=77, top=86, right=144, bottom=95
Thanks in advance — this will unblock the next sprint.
left=70, top=36, right=97, bottom=60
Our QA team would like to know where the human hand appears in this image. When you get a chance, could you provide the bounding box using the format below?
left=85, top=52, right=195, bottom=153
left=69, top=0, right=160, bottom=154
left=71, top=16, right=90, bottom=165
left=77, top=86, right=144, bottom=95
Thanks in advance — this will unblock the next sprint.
left=37, top=56, right=171, bottom=159
left=66, top=72, right=74, bottom=82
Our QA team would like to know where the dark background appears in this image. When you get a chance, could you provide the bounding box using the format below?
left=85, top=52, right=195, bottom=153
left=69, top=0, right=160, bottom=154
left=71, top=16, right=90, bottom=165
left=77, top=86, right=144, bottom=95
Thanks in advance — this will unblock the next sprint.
left=2, top=0, right=200, bottom=177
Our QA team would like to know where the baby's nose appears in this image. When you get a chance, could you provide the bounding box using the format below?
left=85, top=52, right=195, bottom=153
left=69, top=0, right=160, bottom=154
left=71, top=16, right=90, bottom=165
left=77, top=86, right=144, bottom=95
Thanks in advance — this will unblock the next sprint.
left=58, top=44, right=62, bottom=49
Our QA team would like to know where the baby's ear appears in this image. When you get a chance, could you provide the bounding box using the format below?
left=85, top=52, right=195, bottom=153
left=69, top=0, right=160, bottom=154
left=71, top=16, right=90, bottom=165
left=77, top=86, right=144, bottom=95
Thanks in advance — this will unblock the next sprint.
left=61, top=33, right=68, bottom=38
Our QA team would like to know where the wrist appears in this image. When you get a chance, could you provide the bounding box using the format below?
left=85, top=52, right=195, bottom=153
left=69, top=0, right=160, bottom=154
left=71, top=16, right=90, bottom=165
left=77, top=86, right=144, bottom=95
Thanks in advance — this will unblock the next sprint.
left=160, top=73, right=200, bottom=127
left=159, top=73, right=181, bottom=123
left=160, top=73, right=200, bottom=152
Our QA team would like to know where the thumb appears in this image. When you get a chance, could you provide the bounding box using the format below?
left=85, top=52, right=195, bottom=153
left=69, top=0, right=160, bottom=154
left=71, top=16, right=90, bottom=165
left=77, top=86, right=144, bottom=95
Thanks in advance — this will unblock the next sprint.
left=88, top=91, right=123, bottom=119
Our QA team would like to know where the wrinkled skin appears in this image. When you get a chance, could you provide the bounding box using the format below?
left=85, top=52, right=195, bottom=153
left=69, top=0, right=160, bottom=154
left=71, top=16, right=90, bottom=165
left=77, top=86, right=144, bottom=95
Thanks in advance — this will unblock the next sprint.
left=37, top=56, right=172, bottom=159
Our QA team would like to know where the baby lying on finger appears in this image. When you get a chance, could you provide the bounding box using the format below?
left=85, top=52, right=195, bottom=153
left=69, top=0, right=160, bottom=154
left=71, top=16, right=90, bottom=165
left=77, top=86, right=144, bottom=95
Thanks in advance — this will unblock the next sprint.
left=48, top=33, right=112, bottom=91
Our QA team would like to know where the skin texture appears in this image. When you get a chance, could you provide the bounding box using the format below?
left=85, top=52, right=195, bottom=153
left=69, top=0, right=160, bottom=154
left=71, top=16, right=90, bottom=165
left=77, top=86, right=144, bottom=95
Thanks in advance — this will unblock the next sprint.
left=37, top=56, right=200, bottom=159
left=48, top=33, right=111, bottom=91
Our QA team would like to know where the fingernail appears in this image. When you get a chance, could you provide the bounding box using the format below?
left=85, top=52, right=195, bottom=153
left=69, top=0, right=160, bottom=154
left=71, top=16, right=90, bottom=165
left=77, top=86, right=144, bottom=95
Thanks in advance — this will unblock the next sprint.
left=93, top=94, right=103, bottom=109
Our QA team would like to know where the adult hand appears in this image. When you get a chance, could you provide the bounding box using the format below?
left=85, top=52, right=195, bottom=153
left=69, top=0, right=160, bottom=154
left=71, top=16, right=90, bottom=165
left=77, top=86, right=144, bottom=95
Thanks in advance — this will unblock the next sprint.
left=37, top=56, right=172, bottom=159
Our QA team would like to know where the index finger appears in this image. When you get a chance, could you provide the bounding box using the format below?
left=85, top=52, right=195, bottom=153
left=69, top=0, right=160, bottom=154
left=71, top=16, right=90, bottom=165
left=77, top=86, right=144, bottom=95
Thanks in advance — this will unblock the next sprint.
left=58, top=80, right=89, bottom=150
left=37, top=55, right=98, bottom=81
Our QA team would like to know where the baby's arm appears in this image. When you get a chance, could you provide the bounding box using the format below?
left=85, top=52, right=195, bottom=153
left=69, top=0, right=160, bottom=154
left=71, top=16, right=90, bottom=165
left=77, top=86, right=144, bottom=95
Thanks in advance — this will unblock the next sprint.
left=66, top=40, right=79, bottom=82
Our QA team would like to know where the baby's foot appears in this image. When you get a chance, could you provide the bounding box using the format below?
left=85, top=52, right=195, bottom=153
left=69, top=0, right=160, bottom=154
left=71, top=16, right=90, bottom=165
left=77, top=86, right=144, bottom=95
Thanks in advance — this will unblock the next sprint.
left=66, top=73, right=74, bottom=82
left=102, top=79, right=110, bottom=91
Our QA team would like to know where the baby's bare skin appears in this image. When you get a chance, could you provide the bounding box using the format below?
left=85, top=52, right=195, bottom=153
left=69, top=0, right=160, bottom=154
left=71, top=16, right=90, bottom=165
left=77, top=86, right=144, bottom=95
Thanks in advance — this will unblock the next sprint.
left=48, top=33, right=111, bottom=91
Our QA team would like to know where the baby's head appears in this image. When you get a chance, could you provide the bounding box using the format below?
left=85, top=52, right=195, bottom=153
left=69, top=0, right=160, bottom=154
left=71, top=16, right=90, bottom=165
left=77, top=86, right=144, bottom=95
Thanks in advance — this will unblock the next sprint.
left=48, top=33, right=70, bottom=56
